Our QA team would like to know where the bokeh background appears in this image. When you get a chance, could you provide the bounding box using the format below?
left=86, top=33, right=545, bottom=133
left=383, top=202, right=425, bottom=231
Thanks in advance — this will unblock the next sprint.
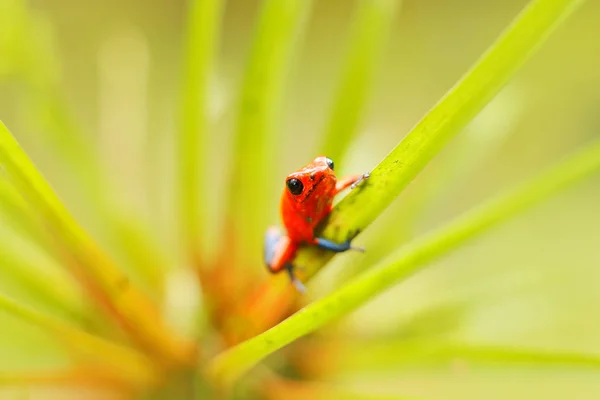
left=0, top=0, right=599, bottom=399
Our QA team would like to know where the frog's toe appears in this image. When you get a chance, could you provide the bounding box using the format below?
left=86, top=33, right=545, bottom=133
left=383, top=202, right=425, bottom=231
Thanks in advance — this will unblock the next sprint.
left=349, top=242, right=365, bottom=252
left=285, top=264, right=306, bottom=293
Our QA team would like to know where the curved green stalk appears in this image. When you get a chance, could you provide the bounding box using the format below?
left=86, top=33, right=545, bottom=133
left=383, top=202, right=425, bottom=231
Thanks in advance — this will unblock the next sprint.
left=207, top=135, right=600, bottom=384
left=295, top=0, right=585, bottom=281
left=320, top=0, right=401, bottom=162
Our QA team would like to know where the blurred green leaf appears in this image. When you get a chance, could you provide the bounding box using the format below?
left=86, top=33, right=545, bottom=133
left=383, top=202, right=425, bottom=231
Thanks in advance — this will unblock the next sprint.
left=177, top=0, right=225, bottom=263
left=2, top=0, right=168, bottom=298
left=0, top=0, right=30, bottom=77
left=0, top=229, right=85, bottom=322
left=295, top=0, right=585, bottom=281
left=0, top=176, right=43, bottom=241
left=7, top=0, right=101, bottom=193
left=0, top=121, right=195, bottom=365
left=320, top=0, right=401, bottom=162
left=206, top=132, right=600, bottom=384
left=0, top=293, right=157, bottom=387
left=0, top=367, right=127, bottom=389
left=265, top=378, right=423, bottom=400
left=226, top=0, right=312, bottom=256
left=0, top=176, right=89, bottom=322
left=330, top=339, right=600, bottom=373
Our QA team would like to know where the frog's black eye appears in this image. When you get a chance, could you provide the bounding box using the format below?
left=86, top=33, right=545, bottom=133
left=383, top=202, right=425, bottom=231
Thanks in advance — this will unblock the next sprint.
left=326, top=157, right=334, bottom=170
left=286, top=178, right=304, bottom=196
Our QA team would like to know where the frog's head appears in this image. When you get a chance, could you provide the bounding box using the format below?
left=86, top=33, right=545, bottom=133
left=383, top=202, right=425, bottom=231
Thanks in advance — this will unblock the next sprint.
left=283, top=156, right=336, bottom=205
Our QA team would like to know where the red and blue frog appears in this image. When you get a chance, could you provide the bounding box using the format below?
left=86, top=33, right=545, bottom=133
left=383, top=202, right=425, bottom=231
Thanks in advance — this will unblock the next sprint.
left=264, top=155, right=369, bottom=291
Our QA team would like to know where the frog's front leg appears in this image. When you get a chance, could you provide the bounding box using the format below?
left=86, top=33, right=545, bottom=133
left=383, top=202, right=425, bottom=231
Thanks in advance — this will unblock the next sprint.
left=333, top=172, right=370, bottom=195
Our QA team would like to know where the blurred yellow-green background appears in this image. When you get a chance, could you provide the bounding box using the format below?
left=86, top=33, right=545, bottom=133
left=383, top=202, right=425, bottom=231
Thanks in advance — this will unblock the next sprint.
left=0, top=0, right=599, bottom=399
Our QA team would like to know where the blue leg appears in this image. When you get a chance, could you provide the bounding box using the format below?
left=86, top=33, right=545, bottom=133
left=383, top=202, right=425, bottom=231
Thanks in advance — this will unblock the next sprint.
left=314, top=237, right=365, bottom=253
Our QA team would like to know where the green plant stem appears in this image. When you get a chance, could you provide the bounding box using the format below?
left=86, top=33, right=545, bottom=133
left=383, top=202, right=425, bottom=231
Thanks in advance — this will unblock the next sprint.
left=178, top=0, right=225, bottom=263
left=320, top=0, right=401, bottom=162
left=295, top=0, right=585, bottom=281
left=206, top=136, right=600, bottom=384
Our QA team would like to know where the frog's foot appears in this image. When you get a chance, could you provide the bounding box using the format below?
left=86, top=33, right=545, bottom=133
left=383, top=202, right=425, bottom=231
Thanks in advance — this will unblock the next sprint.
left=350, top=172, right=370, bottom=190
left=314, top=237, right=365, bottom=253
left=285, top=263, right=306, bottom=293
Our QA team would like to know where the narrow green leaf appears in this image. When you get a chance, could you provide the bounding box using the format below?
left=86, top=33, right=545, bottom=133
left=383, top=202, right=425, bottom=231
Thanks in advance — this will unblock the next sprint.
left=0, top=177, right=159, bottom=328
left=108, top=216, right=169, bottom=295
left=295, top=0, right=586, bottom=281
left=0, top=231, right=85, bottom=320
left=0, top=121, right=195, bottom=365
left=0, top=177, right=85, bottom=309
left=0, top=367, right=128, bottom=389
left=0, top=293, right=158, bottom=387
left=226, top=0, right=312, bottom=256
left=266, top=378, right=422, bottom=400
left=320, top=0, right=401, bottom=162
left=0, top=178, right=99, bottom=325
left=0, top=176, right=42, bottom=240
left=330, top=339, right=600, bottom=373
left=207, top=136, right=600, bottom=384
left=177, top=0, right=225, bottom=262
left=430, top=344, right=600, bottom=368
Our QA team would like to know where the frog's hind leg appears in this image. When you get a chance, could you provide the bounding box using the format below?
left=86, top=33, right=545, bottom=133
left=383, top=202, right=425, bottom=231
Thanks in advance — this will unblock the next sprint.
left=264, top=226, right=297, bottom=274
left=264, top=227, right=306, bottom=292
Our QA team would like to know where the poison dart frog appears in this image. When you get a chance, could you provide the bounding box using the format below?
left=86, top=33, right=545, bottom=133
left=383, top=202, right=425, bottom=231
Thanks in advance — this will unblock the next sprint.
left=264, top=155, right=369, bottom=292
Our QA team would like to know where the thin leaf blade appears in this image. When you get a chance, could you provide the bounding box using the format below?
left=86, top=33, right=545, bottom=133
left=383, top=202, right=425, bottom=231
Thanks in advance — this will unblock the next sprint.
left=177, top=0, right=225, bottom=262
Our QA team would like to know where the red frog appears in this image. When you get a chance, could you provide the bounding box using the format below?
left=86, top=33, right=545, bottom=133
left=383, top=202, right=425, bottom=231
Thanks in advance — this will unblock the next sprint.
left=264, top=155, right=369, bottom=292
